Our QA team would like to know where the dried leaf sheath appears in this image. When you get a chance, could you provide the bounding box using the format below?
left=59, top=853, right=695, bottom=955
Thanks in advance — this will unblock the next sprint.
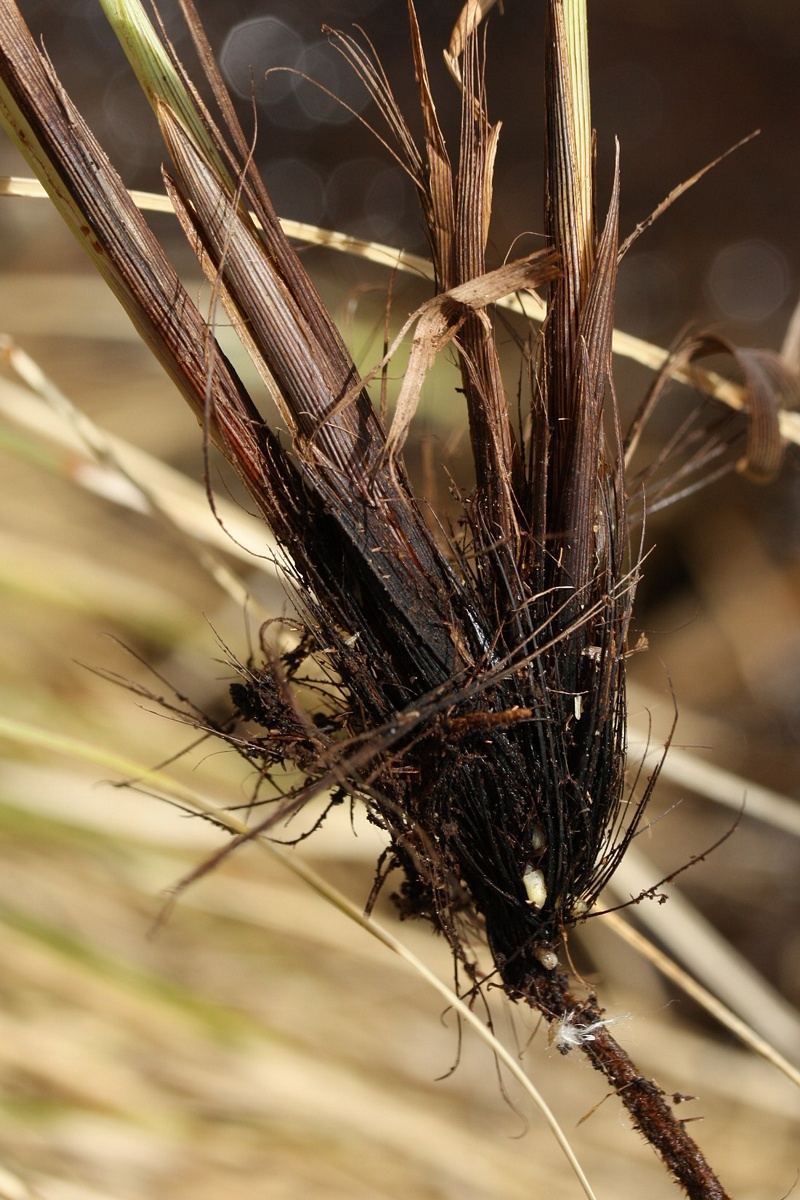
left=156, top=104, right=477, bottom=688
left=451, top=32, right=525, bottom=598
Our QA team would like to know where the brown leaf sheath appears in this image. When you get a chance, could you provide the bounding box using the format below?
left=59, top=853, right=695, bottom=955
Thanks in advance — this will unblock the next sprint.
left=154, top=103, right=488, bottom=696
left=0, top=6, right=267, bottom=475
left=553, top=160, right=620, bottom=604
left=453, top=32, right=525, bottom=606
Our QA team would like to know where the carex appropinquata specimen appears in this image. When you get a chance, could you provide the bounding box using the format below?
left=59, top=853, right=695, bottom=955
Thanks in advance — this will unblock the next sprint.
left=0, top=1, right=793, bottom=1195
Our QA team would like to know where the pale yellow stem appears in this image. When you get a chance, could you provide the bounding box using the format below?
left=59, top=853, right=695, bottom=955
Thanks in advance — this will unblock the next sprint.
left=563, top=0, right=593, bottom=285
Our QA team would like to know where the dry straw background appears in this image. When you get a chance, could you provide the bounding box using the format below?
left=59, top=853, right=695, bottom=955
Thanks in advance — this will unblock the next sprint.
left=0, top=2, right=799, bottom=1198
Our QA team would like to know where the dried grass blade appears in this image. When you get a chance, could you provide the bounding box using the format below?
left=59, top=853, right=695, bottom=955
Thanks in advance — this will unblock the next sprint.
left=731, top=347, right=795, bottom=481
left=447, top=0, right=502, bottom=67
left=606, top=848, right=800, bottom=1062
left=619, top=132, right=760, bottom=259
left=453, top=33, right=523, bottom=569
left=381, top=250, right=559, bottom=462
left=406, top=0, right=456, bottom=287
left=555, top=163, right=619, bottom=596
left=605, top=912, right=800, bottom=1089
left=625, top=332, right=795, bottom=503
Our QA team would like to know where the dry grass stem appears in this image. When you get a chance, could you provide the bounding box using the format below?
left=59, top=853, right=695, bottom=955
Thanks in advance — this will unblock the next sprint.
left=3, top=173, right=800, bottom=450
left=604, top=913, right=800, bottom=1089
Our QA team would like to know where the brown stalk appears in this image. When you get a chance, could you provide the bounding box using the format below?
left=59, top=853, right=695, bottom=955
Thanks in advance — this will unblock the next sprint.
left=451, top=29, right=525, bottom=592
left=531, top=976, right=732, bottom=1200
left=0, top=6, right=265, bottom=485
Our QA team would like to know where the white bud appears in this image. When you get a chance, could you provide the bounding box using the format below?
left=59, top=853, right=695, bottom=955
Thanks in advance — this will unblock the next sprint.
left=522, top=866, right=547, bottom=908
left=534, top=945, right=559, bottom=971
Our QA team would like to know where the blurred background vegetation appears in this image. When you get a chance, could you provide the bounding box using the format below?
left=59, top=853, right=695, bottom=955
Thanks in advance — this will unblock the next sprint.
left=0, top=2, right=798, bottom=1197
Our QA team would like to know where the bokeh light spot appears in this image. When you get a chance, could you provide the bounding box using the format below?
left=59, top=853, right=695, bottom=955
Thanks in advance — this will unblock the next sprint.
left=292, top=41, right=369, bottom=126
left=707, top=239, right=790, bottom=323
left=220, top=17, right=304, bottom=103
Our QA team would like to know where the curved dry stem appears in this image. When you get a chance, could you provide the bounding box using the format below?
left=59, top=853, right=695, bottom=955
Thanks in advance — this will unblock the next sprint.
left=604, top=911, right=800, bottom=1089
left=3, top=175, right=799, bottom=450
left=605, top=846, right=800, bottom=1061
